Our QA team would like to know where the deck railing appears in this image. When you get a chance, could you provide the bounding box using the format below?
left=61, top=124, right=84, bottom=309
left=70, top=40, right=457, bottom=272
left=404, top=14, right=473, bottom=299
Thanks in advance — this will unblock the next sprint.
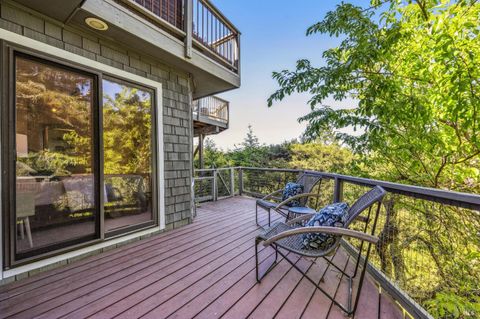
left=193, top=167, right=480, bottom=319
left=192, top=0, right=239, bottom=69
left=194, top=167, right=236, bottom=202
left=127, top=0, right=240, bottom=71
left=193, top=95, right=229, bottom=125
left=132, top=0, right=184, bottom=30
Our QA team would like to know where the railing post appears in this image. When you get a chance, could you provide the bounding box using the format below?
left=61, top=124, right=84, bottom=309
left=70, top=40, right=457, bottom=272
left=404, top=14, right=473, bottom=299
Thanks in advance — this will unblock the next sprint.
left=226, top=102, right=230, bottom=129
left=213, top=169, right=218, bottom=201
left=230, top=167, right=235, bottom=196
left=333, top=177, right=343, bottom=203
left=184, top=0, right=193, bottom=58
left=238, top=168, right=243, bottom=196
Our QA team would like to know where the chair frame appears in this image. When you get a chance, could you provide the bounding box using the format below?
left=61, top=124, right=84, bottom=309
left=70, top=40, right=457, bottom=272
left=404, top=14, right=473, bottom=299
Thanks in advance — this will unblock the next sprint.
left=255, top=186, right=386, bottom=317
left=255, top=173, right=322, bottom=227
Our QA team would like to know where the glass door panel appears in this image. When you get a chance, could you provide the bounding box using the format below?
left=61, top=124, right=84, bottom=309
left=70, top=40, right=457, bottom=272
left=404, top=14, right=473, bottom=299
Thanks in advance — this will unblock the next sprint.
left=15, top=55, right=98, bottom=258
left=102, top=78, right=154, bottom=232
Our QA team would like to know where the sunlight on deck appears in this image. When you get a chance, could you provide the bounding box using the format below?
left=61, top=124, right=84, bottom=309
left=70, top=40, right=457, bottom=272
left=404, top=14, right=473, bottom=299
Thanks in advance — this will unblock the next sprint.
left=0, top=197, right=403, bottom=319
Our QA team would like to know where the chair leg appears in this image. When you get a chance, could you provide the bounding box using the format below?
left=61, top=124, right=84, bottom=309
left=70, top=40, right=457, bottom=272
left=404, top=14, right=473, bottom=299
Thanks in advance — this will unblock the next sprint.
left=276, top=248, right=355, bottom=316
left=256, top=239, right=278, bottom=283
left=268, top=208, right=271, bottom=227
left=322, top=252, right=351, bottom=278
left=255, top=237, right=260, bottom=282
left=349, top=243, right=374, bottom=317
left=255, top=205, right=259, bottom=226
left=25, top=217, right=33, bottom=248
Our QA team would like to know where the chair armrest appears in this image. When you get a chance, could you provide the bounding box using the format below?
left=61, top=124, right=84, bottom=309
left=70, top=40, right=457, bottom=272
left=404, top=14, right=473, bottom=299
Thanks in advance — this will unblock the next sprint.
left=274, top=193, right=323, bottom=210
left=286, top=214, right=315, bottom=226
left=262, top=226, right=379, bottom=246
left=262, top=188, right=283, bottom=201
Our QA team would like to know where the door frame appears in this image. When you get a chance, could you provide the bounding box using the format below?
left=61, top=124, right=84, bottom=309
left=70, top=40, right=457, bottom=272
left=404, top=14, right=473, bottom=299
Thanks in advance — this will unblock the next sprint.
left=0, top=29, right=165, bottom=271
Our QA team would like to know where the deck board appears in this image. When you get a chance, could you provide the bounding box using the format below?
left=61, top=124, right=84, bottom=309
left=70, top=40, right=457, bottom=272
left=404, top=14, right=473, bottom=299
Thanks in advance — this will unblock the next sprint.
left=0, top=197, right=403, bottom=319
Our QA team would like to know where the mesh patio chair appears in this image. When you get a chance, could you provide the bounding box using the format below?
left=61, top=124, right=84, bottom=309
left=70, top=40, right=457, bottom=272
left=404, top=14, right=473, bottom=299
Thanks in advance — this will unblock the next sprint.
left=255, top=186, right=387, bottom=317
left=255, top=172, right=322, bottom=227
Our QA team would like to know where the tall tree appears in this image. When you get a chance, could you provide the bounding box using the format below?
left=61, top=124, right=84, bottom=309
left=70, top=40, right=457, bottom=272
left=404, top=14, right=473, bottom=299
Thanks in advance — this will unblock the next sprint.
left=241, top=124, right=260, bottom=149
left=268, top=1, right=480, bottom=317
left=268, top=0, right=480, bottom=192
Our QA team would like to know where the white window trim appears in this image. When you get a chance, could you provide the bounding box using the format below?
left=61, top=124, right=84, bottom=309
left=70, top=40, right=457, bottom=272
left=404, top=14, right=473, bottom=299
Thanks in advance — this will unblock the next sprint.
left=0, top=29, right=165, bottom=280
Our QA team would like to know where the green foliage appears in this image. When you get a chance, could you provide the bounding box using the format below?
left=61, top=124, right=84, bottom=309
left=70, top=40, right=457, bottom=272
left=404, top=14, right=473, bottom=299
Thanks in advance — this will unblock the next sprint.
left=267, top=1, right=480, bottom=317
left=62, top=85, right=153, bottom=176
left=17, top=151, right=79, bottom=176
left=268, top=0, right=480, bottom=191
left=102, top=87, right=152, bottom=175
left=289, top=142, right=355, bottom=173
left=426, top=292, right=480, bottom=319
left=195, top=138, right=232, bottom=168
left=242, top=124, right=260, bottom=148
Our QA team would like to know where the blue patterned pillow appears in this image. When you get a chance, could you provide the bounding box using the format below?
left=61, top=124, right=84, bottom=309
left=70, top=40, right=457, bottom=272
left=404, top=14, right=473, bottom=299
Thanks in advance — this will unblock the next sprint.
left=302, top=202, right=349, bottom=250
left=282, top=182, right=304, bottom=207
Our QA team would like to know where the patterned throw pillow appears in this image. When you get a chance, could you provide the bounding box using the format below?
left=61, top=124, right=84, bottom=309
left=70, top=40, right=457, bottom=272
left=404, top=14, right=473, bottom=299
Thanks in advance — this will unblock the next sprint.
left=302, top=202, right=350, bottom=250
left=282, top=182, right=304, bottom=207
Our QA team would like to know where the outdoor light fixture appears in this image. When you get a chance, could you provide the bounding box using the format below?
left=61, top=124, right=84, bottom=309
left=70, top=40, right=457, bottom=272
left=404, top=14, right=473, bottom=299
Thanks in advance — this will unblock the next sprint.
left=85, top=17, right=108, bottom=31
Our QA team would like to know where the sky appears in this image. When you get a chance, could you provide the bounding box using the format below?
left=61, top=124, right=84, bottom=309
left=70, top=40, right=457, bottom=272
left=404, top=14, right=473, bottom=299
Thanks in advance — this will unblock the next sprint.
left=207, top=0, right=370, bottom=150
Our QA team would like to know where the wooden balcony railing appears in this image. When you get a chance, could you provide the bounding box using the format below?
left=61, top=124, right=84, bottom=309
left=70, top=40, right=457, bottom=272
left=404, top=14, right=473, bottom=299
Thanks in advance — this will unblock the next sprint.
left=192, top=0, right=239, bottom=70
left=193, top=166, right=480, bottom=319
left=193, top=95, right=229, bottom=125
left=133, top=0, right=184, bottom=30
left=127, top=0, right=240, bottom=72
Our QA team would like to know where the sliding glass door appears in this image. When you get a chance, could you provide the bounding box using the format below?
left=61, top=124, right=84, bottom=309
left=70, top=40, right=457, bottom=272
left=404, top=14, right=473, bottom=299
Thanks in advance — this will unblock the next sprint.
left=5, top=49, right=158, bottom=264
left=102, top=78, right=154, bottom=233
left=14, top=54, right=99, bottom=259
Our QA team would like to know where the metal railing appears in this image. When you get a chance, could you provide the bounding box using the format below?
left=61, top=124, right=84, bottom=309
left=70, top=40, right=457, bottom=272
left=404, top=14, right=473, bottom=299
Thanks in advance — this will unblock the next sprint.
left=194, top=167, right=236, bottom=203
left=192, top=0, right=240, bottom=70
left=193, top=95, right=229, bottom=125
left=193, top=167, right=480, bottom=319
left=127, top=0, right=240, bottom=71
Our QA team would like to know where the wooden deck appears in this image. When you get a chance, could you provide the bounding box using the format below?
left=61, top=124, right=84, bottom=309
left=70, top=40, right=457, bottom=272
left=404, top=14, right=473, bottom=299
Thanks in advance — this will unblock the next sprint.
left=0, top=197, right=403, bottom=319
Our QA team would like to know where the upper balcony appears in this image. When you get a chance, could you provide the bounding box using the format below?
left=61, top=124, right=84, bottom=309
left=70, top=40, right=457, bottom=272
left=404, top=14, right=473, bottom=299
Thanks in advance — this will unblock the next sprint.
left=129, top=0, right=239, bottom=73
left=193, top=95, right=229, bottom=136
left=14, top=0, right=241, bottom=98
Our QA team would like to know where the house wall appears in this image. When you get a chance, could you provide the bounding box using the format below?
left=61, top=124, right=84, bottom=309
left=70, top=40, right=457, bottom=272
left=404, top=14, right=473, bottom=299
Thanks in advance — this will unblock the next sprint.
left=0, top=1, right=194, bottom=283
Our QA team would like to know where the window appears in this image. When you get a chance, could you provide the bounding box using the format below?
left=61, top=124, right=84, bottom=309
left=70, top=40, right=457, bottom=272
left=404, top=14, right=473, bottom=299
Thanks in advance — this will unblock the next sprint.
left=3, top=48, right=160, bottom=265
left=103, top=78, right=155, bottom=232
left=14, top=55, right=99, bottom=259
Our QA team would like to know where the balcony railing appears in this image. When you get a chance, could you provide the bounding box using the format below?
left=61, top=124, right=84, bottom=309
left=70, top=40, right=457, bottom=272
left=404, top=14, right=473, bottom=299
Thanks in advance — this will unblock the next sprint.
left=192, top=0, right=239, bottom=69
left=193, top=95, right=229, bottom=125
left=133, top=0, right=184, bottom=30
left=127, top=0, right=240, bottom=72
left=193, top=166, right=480, bottom=319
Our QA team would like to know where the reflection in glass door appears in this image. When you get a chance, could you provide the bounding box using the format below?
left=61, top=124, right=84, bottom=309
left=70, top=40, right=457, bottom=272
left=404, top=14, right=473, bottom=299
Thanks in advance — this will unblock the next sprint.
left=102, top=78, right=154, bottom=233
left=14, top=54, right=98, bottom=258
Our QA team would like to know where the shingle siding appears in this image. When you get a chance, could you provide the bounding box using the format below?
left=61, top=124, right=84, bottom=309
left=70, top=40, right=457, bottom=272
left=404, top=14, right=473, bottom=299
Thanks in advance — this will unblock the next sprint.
left=0, top=3, right=194, bottom=231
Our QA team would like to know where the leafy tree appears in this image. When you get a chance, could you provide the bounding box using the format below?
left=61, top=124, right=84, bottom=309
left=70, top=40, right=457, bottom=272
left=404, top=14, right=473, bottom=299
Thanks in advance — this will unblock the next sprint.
left=268, top=0, right=480, bottom=192
left=242, top=124, right=260, bottom=148
left=15, top=58, right=93, bottom=176
left=102, top=86, right=152, bottom=175
left=267, top=1, right=480, bottom=317
left=288, top=141, right=355, bottom=174
left=227, top=125, right=269, bottom=167
left=194, top=138, right=231, bottom=168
